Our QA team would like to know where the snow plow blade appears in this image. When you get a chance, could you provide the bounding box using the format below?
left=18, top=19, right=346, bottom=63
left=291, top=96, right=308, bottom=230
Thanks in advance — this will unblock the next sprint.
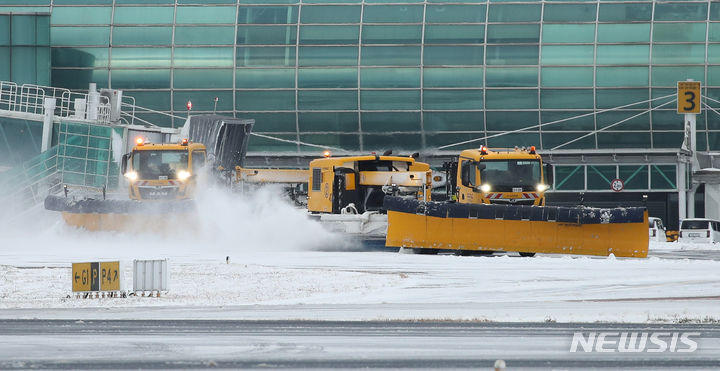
left=384, top=197, right=648, bottom=258
left=44, top=195, right=196, bottom=232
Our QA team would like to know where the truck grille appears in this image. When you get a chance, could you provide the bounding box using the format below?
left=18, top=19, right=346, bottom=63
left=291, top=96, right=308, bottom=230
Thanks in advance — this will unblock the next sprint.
left=138, top=186, right=179, bottom=200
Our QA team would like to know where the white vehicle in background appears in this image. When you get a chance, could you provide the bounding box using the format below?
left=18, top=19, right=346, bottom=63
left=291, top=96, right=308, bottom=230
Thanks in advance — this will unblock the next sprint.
left=679, top=218, right=720, bottom=244
left=648, top=217, right=667, bottom=242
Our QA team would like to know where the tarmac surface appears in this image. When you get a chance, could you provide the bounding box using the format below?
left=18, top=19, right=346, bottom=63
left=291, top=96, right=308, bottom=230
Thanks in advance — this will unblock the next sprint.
left=1, top=320, right=719, bottom=370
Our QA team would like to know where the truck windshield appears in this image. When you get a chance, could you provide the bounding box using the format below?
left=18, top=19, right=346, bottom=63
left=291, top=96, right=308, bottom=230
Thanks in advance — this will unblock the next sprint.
left=133, top=150, right=189, bottom=179
left=681, top=220, right=709, bottom=229
left=479, top=160, right=541, bottom=188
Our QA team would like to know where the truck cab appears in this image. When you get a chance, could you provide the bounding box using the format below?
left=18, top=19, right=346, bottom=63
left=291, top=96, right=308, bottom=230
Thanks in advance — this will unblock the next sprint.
left=453, top=146, right=550, bottom=206
left=121, top=138, right=206, bottom=200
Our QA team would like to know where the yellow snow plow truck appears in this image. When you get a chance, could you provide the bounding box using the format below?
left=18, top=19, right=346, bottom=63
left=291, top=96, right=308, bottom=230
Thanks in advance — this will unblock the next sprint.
left=384, top=146, right=648, bottom=258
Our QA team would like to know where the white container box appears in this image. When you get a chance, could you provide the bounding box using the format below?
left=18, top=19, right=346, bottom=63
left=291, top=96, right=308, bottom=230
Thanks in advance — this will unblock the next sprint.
left=133, top=259, right=169, bottom=292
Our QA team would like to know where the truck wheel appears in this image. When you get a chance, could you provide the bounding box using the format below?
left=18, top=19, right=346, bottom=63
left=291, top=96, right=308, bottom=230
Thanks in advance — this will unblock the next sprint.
left=519, top=252, right=536, bottom=257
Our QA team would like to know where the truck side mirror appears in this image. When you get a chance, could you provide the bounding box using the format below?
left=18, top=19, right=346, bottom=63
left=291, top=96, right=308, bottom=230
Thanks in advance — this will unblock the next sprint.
left=476, top=163, right=486, bottom=171
left=121, top=153, right=129, bottom=174
left=544, top=163, right=553, bottom=186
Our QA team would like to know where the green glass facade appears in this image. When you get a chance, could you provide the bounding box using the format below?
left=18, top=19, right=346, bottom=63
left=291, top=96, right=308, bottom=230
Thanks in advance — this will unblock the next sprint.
left=2, top=1, right=720, bottom=153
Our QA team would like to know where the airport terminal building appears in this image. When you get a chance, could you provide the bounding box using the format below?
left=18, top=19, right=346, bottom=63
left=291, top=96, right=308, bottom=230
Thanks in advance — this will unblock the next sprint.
left=2, top=0, right=720, bottom=227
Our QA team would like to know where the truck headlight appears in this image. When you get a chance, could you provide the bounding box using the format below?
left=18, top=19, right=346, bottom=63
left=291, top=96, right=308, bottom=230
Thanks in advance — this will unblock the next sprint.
left=124, top=171, right=138, bottom=182
left=480, top=184, right=491, bottom=193
left=536, top=184, right=548, bottom=192
left=177, top=170, right=191, bottom=181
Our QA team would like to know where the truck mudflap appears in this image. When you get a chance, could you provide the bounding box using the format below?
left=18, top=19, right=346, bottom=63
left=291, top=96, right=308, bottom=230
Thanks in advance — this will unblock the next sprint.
left=383, top=197, right=648, bottom=258
left=44, top=195, right=196, bottom=232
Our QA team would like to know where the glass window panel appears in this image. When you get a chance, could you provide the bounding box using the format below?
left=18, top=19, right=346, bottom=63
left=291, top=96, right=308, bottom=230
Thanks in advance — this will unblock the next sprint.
left=554, top=165, right=585, bottom=190
left=298, top=90, right=357, bottom=110
left=541, top=111, right=595, bottom=131
left=597, top=23, right=650, bottom=43
left=247, top=134, right=299, bottom=153
left=542, top=24, right=594, bottom=43
left=424, top=89, right=482, bottom=110
left=54, top=0, right=112, bottom=3
left=52, top=69, right=107, bottom=89
left=541, top=45, right=593, bottom=65
left=651, top=131, right=684, bottom=148
left=176, top=6, right=236, bottom=24
left=236, top=68, right=295, bottom=88
left=111, top=47, right=170, bottom=68
left=712, top=2, right=720, bottom=21
left=597, top=67, right=648, bottom=87
left=423, top=112, right=484, bottom=132
left=586, top=166, right=616, bottom=190
left=486, top=67, right=537, bottom=87
left=0, top=16, right=9, bottom=46
left=362, top=112, right=420, bottom=132
left=300, top=46, right=357, bottom=66
left=35, top=47, right=51, bottom=85
left=361, top=90, right=420, bottom=110
left=655, top=3, right=707, bottom=21
left=236, top=90, right=295, bottom=111
left=52, top=26, right=109, bottom=46
left=710, top=23, right=720, bottom=41
left=541, top=67, right=593, bottom=87
left=596, top=45, right=649, bottom=65
left=112, top=26, right=171, bottom=45
left=52, top=47, right=108, bottom=67
left=544, top=4, right=596, bottom=22
left=708, top=133, right=720, bottom=151
left=121, top=90, right=170, bottom=111
left=51, top=7, right=111, bottom=25
left=708, top=66, right=720, bottom=86
left=301, top=134, right=360, bottom=151
left=36, top=15, right=50, bottom=46
left=708, top=44, right=720, bottom=64
left=11, top=15, right=36, bottom=45
left=424, top=46, right=483, bottom=66
left=543, top=134, right=595, bottom=150
left=363, top=5, right=424, bottom=23
left=597, top=111, right=649, bottom=130
left=174, top=47, right=233, bottom=67
left=618, top=165, right=650, bottom=188
left=485, top=89, right=537, bottom=109
left=362, top=46, right=419, bottom=66
left=486, top=45, right=538, bottom=65
left=360, top=67, right=420, bottom=88
left=237, top=25, right=297, bottom=45
left=299, top=112, right=358, bottom=132
left=0, top=47, right=10, bottom=79
left=653, top=23, right=706, bottom=42
left=485, top=111, right=538, bottom=131
left=426, top=5, right=486, bottom=23
left=175, top=26, right=235, bottom=45
left=598, top=3, right=652, bottom=22
left=113, top=6, right=174, bottom=24
left=237, top=46, right=296, bottom=67
left=424, top=134, right=484, bottom=151
left=300, top=25, right=359, bottom=45
left=116, top=0, right=173, bottom=3
left=488, top=4, right=541, bottom=22
left=541, top=89, right=593, bottom=109
left=301, top=6, right=361, bottom=23
left=245, top=113, right=296, bottom=133
left=363, top=25, right=422, bottom=44
left=424, top=67, right=482, bottom=88
left=652, top=44, right=705, bottom=65
left=237, top=6, right=298, bottom=24
left=424, top=24, right=483, bottom=44
left=651, top=165, right=676, bottom=190
left=486, top=24, right=539, bottom=43
left=488, top=133, right=541, bottom=150
left=111, top=69, right=168, bottom=89
left=652, top=66, right=704, bottom=87
left=10, top=47, right=36, bottom=85
left=174, top=69, right=233, bottom=88
left=173, top=91, right=234, bottom=112
left=178, top=0, right=236, bottom=3
left=298, top=68, right=357, bottom=88
left=363, top=134, right=421, bottom=150
left=596, top=88, right=648, bottom=109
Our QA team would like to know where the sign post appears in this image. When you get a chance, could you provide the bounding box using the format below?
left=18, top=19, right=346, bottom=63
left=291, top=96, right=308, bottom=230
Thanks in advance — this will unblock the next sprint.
left=677, top=80, right=701, bottom=220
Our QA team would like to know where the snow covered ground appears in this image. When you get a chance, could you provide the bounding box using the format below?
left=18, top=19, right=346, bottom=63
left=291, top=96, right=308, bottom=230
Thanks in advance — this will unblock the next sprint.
left=1, top=188, right=719, bottom=323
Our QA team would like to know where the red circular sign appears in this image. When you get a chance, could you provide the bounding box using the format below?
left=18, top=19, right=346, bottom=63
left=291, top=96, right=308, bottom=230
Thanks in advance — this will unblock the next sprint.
left=611, top=178, right=624, bottom=192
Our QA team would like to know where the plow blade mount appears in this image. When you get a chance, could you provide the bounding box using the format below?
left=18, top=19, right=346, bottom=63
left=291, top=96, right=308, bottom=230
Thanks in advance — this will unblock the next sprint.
left=44, top=195, right=196, bottom=232
left=384, top=197, right=648, bottom=258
